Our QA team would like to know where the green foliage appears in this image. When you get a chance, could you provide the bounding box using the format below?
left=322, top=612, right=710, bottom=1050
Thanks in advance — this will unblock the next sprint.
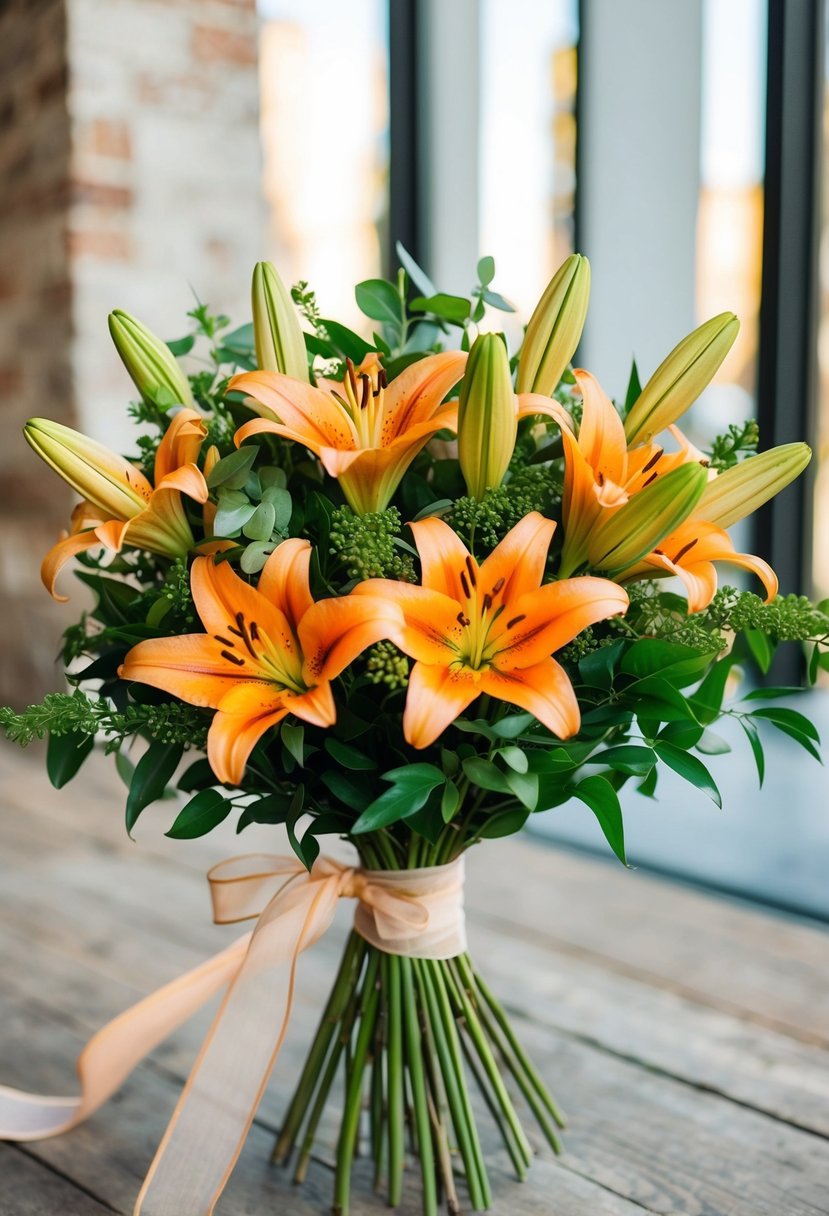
left=707, top=419, right=760, bottom=472
left=366, top=642, right=409, bottom=690
left=329, top=506, right=415, bottom=580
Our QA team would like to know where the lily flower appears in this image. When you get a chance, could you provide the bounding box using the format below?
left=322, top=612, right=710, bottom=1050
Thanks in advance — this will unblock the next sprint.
left=617, top=443, right=811, bottom=611
left=26, top=409, right=210, bottom=600
left=355, top=512, right=629, bottom=748
left=229, top=352, right=467, bottom=513
left=620, top=519, right=778, bottom=613
left=119, top=540, right=401, bottom=784
left=552, top=369, right=709, bottom=577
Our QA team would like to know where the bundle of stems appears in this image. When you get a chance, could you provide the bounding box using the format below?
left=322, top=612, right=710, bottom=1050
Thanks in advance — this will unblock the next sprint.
left=273, top=837, right=565, bottom=1216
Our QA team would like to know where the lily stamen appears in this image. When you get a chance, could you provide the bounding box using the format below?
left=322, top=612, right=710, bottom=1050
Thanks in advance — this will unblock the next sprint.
left=465, top=556, right=477, bottom=588
left=642, top=448, right=663, bottom=473
left=671, top=538, right=698, bottom=563
left=460, top=570, right=471, bottom=599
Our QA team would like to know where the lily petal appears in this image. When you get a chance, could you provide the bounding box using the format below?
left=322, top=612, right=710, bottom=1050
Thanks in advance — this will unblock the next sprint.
left=354, top=580, right=462, bottom=664
left=491, top=577, right=629, bottom=669
left=154, top=409, right=207, bottom=483
left=289, top=680, right=337, bottom=729
left=155, top=463, right=209, bottom=504
left=257, top=538, right=315, bottom=632
left=230, top=371, right=359, bottom=450
left=383, top=351, right=467, bottom=434
left=403, top=662, right=481, bottom=748
left=407, top=515, right=476, bottom=602
left=478, top=511, right=556, bottom=603
left=208, top=696, right=289, bottom=786
left=299, top=593, right=403, bottom=683
left=573, top=369, right=628, bottom=488
left=119, top=634, right=249, bottom=708
left=190, top=556, right=295, bottom=655
left=41, top=529, right=106, bottom=601
left=480, top=659, right=580, bottom=738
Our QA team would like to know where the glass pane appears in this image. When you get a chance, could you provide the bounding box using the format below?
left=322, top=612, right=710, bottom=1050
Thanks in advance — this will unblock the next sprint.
left=479, top=0, right=579, bottom=323
left=257, top=0, right=389, bottom=330
left=812, top=5, right=829, bottom=603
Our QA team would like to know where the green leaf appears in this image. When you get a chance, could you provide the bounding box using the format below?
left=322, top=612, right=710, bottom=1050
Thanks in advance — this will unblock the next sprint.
left=479, top=806, right=530, bottom=838
left=504, top=769, right=539, bottom=811
left=621, top=639, right=710, bottom=683
left=318, top=319, right=375, bottom=362
left=593, top=744, right=655, bottom=776
left=207, top=445, right=259, bottom=491
left=570, top=775, right=627, bottom=864
left=623, top=358, right=642, bottom=414
left=739, top=716, right=765, bottom=786
left=476, top=255, right=495, bottom=287
left=482, top=289, right=516, bottom=312
left=166, top=334, right=196, bottom=357
left=653, top=740, right=722, bottom=807
left=240, top=541, right=275, bottom=575
left=396, top=241, right=437, bottom=297
left=242, top=500, right=276, bottom=541
left=637, top=766, right=658, bottom=799
left=461, top=757, right=511, bottom=794
left=325, top=738, right=377, bottom=771
left=631, top=677, right=698, bottom=722
left=126, top=741, right=183, bottom=834
left=281, top=721, right=305, bottom=767
left=740, top=685, right=804, bottom=701
left=688, top=657, right=735, bottom=724
left=321, top=769, right=368, bottom=813
left=260, top=486, right=293, bottom=532
left=743, top=628, right=774, bottom=673
left=497, top=745, right=528, bottom=774
left=221, top=322, right=255, bottom=355
left=213, top=492, right=257, bottom=536
left=657, top=721, right=704, bottom=749
left=410, top=293, right=471, bottom=324
left=236, top=791, right=294, bottom=833
left=352, top=764, right=445, bottom=833
left=177, top=757, right=216, bottom=792
left=355, top=279, right=402, bottom=327
left=749, top=707, right=822, bottom=760
left=286, top=786, right=319, bottom=871
left=491, top=713, right=535, bottom=739
left=166, top=788, right=230, bottom=839
left=577, top=640, right=625, bottom=689
left=440, top=780, right=461, bottom=823
left=748, top=706, right=819, bottom=741
left=695, top=730, right=731, bottom=756
left=47, top=731, right=94, bottom=789
left=115, top=749, right=135, bottom=790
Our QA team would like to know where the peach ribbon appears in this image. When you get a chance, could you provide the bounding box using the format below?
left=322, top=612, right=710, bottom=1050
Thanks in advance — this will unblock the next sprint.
left=0, top=853, right=466, bottom=1214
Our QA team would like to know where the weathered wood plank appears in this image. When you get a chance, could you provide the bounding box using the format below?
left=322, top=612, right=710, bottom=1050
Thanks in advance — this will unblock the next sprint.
left=0, top=1145, right=116, bottom=1215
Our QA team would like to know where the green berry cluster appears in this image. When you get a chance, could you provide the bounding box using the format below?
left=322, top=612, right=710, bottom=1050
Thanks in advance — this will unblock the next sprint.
left=329, top=507, right=415, bottom=581
left=449, top=467, right=562, bottom=551
left=365, top=642, right=409, bottom=690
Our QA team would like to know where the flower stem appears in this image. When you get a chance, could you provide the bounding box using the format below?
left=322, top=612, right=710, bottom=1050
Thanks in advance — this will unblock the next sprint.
left=272, top=931, right=366, bottom=1165
left=400, top=955, right=437, bottom=1216
left=333, top=949, right=381, bottom=1216
left=386, top=952, right=405, bottom=1206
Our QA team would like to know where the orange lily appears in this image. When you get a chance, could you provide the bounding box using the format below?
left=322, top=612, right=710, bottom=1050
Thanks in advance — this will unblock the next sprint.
left=620, top=519, right=777, bottom=613
left=230, top=352, right=467, bottom=513
left=355, top=512, right=629, bottom=748
left=549, top=369, right=709, bottom=577
left=119, top=540, right=402, bottom=785
left=27, top=409, right=210, bottom=601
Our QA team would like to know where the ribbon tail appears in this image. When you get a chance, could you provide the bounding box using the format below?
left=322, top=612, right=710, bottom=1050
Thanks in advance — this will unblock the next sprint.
left=135, top=873, right=342, bottom=1216
left=0, top=934, right=251, bottom=1142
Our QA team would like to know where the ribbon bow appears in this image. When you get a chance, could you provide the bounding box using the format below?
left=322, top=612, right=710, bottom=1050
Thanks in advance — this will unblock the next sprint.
left=0, top=853, right=466, bottom=1214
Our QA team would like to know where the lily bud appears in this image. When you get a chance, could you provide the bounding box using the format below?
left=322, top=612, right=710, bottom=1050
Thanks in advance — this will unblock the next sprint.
left=624, top=313, right=739, bottom=445
left=588, top=462, right=708, bottom=576
left=251, top=261, right=309, bottom=381
left=695, top=442, right=811, bottom=529
left=24, top=418, right=150, bottom=520
left=515, top=253, right=590, bottom=396
left=457, top=333, right=517, bottom=500
left=108, top=310, right=194, bottom=407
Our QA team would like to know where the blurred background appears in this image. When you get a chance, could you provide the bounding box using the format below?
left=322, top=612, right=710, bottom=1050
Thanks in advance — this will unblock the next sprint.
left=0, top=0, right=827, bottom=915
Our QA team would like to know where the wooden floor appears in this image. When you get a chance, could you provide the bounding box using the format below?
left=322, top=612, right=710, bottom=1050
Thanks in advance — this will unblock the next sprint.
left=1, top=741, right=829, bottom=1215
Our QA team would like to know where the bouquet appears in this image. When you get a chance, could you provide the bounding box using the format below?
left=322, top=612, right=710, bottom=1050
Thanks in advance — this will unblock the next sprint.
left=2, top=249, right=827, bottom=1216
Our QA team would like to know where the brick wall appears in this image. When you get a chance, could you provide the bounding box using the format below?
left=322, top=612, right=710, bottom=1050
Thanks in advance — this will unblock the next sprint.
left=0, top=0, right=263, bottom=707
left=0, top=0, right=75, bottom=707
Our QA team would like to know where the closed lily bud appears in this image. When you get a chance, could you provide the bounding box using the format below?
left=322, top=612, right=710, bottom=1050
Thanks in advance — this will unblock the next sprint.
left=624, top=313, right=739, bottom=446
left=515, top=253, right=590, bottom=396
left=588, top=462, right=708, bottom=576
left=251, top=261, right=308, bottom=381
left=695, top=442, right=812, bottom=529
left=458, top=332, right=517, bottom=500
left=108, top=310, right=194, bottom=407
left=24, top=418, right=150, bottom=520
